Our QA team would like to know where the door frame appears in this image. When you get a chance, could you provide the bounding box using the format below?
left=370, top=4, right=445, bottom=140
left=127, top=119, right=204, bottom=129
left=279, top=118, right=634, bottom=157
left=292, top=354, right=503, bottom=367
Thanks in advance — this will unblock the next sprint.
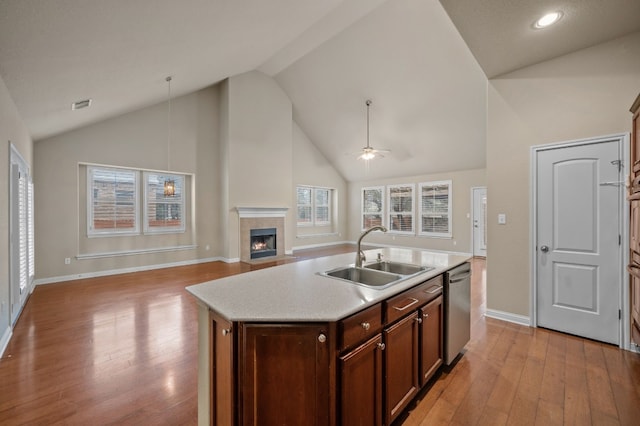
left=530, top=133, right=629, bottom=349
left=470, top=186, right=487, bottom=257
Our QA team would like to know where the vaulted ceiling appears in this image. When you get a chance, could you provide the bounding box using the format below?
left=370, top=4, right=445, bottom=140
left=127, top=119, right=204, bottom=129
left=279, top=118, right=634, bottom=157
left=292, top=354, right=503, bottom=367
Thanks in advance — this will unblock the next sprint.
left=1, top=0, right=639, bottom=182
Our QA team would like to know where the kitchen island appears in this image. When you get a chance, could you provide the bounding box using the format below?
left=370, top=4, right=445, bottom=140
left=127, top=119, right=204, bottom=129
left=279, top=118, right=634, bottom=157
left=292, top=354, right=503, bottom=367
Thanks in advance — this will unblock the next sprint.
left=187, top=247, right=470, bottom=425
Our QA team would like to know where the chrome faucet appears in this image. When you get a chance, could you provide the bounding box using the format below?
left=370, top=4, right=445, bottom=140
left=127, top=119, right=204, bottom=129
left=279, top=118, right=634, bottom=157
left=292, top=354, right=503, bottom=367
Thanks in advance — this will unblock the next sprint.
left=355, top=225, right=387, bottom=268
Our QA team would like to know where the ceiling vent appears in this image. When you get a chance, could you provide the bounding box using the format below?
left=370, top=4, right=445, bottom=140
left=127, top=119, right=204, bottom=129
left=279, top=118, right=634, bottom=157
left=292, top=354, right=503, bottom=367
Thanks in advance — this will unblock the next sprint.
left=71, top=99, right=92, bottom=110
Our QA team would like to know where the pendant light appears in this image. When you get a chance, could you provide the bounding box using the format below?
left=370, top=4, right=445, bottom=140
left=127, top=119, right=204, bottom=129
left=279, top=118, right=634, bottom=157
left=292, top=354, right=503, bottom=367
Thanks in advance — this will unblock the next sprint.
left=357, top=99, right=390, bottom=161
left=164, top=76, right=175, bottom=197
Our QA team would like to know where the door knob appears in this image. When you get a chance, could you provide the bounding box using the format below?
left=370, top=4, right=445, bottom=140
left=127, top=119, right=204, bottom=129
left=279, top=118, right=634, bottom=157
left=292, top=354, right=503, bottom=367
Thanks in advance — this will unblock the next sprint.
left=540, top=245, right=549, bottom=253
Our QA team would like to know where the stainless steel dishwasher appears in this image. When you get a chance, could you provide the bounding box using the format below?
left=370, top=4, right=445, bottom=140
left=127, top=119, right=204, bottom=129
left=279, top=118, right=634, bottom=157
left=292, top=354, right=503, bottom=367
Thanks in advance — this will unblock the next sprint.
left=444, top=262, right=471, bottom=365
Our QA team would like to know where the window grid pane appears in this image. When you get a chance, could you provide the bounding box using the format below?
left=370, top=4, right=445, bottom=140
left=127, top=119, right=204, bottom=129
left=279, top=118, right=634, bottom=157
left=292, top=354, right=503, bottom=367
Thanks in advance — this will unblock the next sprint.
left=145, top=173, right=185, bottom=233
left=420, top=182, right=451, bottom=235
left=388, top=185, right=414, bottom=233
left=89, top=167, right=138, bottom=234
left=362, top=187, right=383, bottom=230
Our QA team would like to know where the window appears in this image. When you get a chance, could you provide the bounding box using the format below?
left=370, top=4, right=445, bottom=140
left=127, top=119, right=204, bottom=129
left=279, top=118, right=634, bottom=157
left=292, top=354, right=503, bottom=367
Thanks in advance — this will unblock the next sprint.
left=144, top=172, right=185, bottom=234
left=296, top=186, right=332, bottom=226
left=88, top=166, right=139, bottom=236
left=387, top=184, right=414, bottom=234
left=419, top=180, right=452, bottom=238
left=361, top=186, right=384, bottom=230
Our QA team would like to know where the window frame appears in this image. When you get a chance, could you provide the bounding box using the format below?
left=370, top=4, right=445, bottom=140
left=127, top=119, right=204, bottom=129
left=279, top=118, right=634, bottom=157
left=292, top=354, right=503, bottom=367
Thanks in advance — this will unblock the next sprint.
left=143, top=172, right=186, bottom=234
left=361, top=186, right=385, bottom=231
left=87, top=166, right=140, bottom=237
left=296, top=185, right=332, bottom=227
left=387, top=183, right=415, bottom=235
left=418, top=180, right=452, bottom=238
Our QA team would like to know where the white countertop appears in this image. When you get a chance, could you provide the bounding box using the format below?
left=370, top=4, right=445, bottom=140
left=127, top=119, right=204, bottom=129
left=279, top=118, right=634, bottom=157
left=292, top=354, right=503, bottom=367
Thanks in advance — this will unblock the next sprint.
left=186, top=247, right=471, bottom=322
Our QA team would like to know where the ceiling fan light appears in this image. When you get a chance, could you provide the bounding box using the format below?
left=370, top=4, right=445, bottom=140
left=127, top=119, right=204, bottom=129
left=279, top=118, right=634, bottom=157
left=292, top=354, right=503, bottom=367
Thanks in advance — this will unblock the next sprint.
left=360, top=151, right=375, bottom=161
left=534, top=11, right=563, bottom=29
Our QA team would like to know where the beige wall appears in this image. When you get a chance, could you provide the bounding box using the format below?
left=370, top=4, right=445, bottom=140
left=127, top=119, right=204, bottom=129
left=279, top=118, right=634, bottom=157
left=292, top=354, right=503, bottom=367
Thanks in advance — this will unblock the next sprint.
left=487, top=32, right=640, bottom=317
left=347, top=168, right=486, bottom=253
left=292, top=122, right=348, bottom=248
left=34, top=86, right=221, bottom=280
left=0, top=74, right=33, bottom=339
left=223, top=71, right=294, bottom=260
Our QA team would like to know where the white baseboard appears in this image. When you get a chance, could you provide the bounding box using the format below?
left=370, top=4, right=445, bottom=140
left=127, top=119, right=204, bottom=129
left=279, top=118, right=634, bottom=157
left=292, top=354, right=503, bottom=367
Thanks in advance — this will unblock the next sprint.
left=220, top=257, right=240, bottom=264
left=0, top=326, right=12, bottom=358
left=485, top=309, right=531, bottom=327
left=34, top=256, right=224, bottom=285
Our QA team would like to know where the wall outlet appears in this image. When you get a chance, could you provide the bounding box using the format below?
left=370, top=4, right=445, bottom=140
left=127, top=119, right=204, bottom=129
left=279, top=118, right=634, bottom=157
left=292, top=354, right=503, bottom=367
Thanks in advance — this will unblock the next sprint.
left=205, top=244, right=210, bottom=251
left=498, top=213, right=507, bottom=225
left=453, top=240, right=457, bottom=246
left=64, top=257, right=71, bottom=265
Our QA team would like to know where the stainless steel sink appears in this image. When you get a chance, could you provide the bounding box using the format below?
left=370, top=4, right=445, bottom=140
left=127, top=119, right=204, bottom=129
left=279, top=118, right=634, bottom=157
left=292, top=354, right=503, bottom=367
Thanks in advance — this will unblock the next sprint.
left=364, top=261, right=432, bottom=275
left=320, top=266, right=401, bottom=287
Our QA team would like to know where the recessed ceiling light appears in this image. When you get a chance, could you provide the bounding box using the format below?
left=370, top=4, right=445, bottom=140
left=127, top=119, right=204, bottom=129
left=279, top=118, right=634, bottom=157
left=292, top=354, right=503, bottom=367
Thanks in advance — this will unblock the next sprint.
left=534, top=11, right=563, bottom=29
left=71, top=98, right=92, bottom=110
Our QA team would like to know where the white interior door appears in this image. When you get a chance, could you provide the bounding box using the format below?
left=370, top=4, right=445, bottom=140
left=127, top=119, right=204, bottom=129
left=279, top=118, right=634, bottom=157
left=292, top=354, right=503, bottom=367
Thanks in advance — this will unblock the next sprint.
left=472, top=187, right=487, bottom=257
left=536, top=140, right=621, bottom=344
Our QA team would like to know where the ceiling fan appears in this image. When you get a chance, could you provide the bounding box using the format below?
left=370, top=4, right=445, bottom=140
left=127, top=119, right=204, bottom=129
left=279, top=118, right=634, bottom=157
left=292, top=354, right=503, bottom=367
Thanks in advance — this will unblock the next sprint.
left=353, top=99, right=391, bottom=161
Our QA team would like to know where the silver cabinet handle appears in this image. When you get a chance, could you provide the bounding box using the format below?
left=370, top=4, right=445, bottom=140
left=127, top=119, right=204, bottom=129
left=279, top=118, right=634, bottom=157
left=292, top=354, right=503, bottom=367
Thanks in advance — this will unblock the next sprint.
left=415, top=317, right=422, bottom=324
left=450, top=273, right=471, bottom=283
left=540, top=245, right=549, bottom=253
left=361, top=322, right=370, bottom=331
left=392, top=297, right=419, bottom=311
left=318, top=333, right=326, bottom=343
left=426, top=285, right=443, bottom=294
left=221, top=328, right=231, bottom=336
left=423, top=313, right=429, bottom=318
left=377, top=342, right=385, bottom=350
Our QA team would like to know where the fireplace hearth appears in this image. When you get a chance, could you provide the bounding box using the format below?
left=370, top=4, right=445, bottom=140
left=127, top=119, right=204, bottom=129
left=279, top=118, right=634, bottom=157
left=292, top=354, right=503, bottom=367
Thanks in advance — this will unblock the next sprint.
left=250, top=228, right=277, bottom=259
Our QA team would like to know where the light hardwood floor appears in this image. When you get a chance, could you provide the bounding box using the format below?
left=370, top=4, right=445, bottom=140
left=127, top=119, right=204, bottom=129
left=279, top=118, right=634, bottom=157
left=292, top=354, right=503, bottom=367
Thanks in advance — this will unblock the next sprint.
left=1, top=245, right=639, bottom=425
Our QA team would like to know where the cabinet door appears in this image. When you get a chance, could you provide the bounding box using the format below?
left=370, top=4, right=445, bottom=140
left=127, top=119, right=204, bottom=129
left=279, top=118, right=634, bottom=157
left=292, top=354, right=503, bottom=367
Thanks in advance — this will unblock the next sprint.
left=339, top=334, right=383, bottom=426
left=384, top=312, right=419, bottom=426
left=631, top=199, right=640, bottom=258
left=210, top=311, right=234, bottom=426
left=631, top=267, right=640, bottom=346
left=241, top=324, right=330, bottom=426
left=419, top=296, right=443, bottom=387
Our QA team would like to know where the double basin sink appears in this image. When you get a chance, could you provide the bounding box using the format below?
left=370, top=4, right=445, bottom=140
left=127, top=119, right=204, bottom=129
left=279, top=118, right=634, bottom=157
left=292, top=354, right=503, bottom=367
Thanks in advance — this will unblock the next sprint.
left=319, top=261, right=434, bottom=289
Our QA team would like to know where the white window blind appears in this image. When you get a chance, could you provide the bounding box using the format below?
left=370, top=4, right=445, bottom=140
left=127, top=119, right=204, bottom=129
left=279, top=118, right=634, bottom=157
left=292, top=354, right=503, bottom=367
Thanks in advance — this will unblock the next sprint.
left=362, top=186, right=384, bottom=230
left=143, top=172, right=185, bottom=234
left=419, top=180, right=452, bottom=237
left=18, top=170, right=28, bottom=293
left=315, top=188, right=330, bottom=225
left=296, top=186, right=332, bottom=226
left=88, top=166, right=139, bottom=236
left=28, top=179, right=35, bottom=283
left=388, top=184, right=414, bottom=234
left=296, top=187, right=312, bottom=226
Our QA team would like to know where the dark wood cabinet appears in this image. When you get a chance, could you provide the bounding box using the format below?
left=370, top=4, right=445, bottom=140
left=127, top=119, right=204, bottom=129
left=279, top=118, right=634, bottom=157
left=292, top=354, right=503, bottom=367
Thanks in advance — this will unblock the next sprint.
left=419, top=295, right=443, bottom=386
left=240, top=323, right=331, bottom=426
left=384, top=312, right=419, bottom=425
left=210, top=311, right=235, bottom=426
left=339, top=334, right=384, bottom=426
left=630, top=93, right=640, bottom=347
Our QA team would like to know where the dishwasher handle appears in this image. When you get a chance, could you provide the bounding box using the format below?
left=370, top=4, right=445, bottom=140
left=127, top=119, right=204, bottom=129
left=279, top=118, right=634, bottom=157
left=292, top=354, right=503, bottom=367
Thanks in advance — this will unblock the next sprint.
left=449, top=272, right=471, bottom=283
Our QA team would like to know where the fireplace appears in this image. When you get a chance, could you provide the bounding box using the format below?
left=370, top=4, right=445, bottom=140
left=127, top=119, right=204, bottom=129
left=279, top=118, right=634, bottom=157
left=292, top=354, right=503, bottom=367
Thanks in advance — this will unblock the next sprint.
left=250, top=228, right=277, bottom=259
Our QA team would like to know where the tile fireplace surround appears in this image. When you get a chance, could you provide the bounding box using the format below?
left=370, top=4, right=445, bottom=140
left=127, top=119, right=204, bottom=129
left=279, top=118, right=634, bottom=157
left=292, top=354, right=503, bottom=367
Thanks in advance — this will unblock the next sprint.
left=237, top=207, right=287, bottom=262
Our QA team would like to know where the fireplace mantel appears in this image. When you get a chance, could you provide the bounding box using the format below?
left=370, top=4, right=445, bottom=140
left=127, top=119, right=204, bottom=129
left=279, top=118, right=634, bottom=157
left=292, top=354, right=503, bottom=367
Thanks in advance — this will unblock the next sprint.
left=236, top=207, right=288, bottom=218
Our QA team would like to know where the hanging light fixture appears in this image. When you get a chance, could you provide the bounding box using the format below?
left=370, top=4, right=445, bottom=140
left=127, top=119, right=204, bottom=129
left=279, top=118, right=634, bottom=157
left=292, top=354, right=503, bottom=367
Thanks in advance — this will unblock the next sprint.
left=357, top=99, right=390, bottom=161
left=164, top=76, right=175, bottom=197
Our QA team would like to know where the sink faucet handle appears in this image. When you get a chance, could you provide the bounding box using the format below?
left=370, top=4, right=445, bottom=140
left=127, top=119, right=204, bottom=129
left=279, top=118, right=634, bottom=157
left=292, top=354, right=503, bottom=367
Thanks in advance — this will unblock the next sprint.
left=359, top=250, right=366, bottom=264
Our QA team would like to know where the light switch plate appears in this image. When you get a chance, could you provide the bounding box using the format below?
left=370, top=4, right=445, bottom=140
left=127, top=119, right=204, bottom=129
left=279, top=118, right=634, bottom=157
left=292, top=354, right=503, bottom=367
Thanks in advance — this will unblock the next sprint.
left=498, top=213, right=507, bottom=225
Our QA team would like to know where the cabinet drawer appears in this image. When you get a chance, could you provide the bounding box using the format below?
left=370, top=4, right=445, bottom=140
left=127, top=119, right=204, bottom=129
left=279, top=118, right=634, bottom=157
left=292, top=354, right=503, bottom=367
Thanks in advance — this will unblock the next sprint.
left=385, top=276, right=443, bottom=324
left=339, top=303, right=382, bottom=351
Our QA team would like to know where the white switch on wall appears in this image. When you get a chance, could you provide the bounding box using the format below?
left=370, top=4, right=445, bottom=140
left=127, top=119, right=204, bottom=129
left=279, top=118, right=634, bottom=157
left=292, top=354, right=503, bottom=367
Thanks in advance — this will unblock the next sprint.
left=498, top=213, right=507, bottom=225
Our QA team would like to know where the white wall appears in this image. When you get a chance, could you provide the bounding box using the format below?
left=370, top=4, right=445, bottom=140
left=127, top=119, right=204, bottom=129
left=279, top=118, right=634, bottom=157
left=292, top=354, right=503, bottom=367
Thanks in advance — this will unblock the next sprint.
left=0, top=74, right=33, bottom=351
left=348, top=168, right=486, bottom=253
left=222, top=71, right=294, bottom=259
left=292, top=122, right=348, bottom=248
left=34, top=86, right=221, bottom=281
left=487, top=32, right=640, bottom=318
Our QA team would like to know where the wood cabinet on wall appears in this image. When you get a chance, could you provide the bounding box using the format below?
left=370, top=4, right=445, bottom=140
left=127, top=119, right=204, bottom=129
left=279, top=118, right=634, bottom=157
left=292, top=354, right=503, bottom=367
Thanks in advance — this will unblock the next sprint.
left=630, top=92, right=640, bottom=347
